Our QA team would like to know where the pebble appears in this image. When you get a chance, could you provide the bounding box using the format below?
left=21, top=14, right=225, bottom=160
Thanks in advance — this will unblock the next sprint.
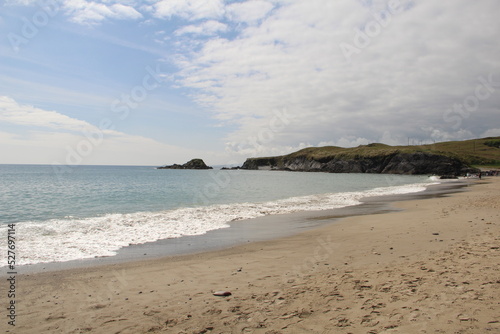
left=213, top=291, right=232, bottom=297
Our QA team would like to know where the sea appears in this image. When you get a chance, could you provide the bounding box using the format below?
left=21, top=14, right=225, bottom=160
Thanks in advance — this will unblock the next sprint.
left=0, top=164, right=440, bottom=267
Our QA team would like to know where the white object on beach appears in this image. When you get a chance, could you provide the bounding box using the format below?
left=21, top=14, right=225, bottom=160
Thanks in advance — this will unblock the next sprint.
left=213, top=291, right=232, bottom=296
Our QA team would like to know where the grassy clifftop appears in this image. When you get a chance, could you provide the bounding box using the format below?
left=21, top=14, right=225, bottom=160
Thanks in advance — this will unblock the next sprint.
left=254, top=137, right=500, bottom=168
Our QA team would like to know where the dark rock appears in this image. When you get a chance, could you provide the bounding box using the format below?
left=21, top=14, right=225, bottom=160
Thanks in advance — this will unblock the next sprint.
left=157, top=159, right=212, bottom=170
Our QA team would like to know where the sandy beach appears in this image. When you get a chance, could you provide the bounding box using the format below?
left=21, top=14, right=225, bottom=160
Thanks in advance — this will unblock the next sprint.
left=6, top=178, right=499, bottom=334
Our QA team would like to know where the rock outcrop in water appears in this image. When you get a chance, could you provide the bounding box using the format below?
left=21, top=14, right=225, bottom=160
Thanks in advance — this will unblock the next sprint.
left=240, top=144, right=479, bottom=176
left=157, top=159, right=212, bottom=170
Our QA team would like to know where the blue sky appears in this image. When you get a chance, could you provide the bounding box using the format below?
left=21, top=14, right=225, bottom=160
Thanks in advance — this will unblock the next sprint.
left=0, top=0, right=499, bottom=166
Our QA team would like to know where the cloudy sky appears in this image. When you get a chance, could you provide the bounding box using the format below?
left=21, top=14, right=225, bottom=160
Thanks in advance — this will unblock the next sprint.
left=1, top=0, right=499, bottom=166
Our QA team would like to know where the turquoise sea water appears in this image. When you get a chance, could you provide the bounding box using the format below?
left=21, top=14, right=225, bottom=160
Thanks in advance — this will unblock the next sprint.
left=0, top=164, right=434, bottom=265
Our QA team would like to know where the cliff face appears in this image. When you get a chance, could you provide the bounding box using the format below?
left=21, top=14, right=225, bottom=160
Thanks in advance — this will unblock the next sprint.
left=241, top=151, right=478, bottom=175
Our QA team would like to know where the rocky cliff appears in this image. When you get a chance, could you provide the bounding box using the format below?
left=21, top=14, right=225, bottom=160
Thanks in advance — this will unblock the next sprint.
left=241, top=145, right=479, bottom=176
left=157, top=159, right=212, bottom=170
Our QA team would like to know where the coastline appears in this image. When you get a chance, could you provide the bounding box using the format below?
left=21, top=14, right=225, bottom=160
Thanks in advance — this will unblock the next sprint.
left=1, top=168, right=434, bottom=268
left=8, top=178, right=500, bottom=333
left=11, top=179, right=465, bottom=274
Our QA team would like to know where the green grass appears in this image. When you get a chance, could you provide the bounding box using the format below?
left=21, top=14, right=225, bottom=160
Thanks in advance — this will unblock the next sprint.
left=417, top=137, right=500, bottom=166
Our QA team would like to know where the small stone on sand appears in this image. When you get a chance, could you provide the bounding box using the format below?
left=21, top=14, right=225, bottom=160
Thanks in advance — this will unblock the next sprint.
left=213, top=291, right=232, bottom=297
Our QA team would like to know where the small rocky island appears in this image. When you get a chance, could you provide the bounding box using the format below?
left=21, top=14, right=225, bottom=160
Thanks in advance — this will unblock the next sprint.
left=157, top=158, right=212, bottom=170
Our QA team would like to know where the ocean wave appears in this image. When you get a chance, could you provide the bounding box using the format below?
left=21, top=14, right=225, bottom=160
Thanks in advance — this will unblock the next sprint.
left=0, top=182, right=434, bottom=266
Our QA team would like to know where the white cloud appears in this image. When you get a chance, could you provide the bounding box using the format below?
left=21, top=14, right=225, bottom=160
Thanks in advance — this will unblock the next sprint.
left=0, top=96, right=99, bottom=133
left=62, top=0, right=142, bottom=24
left=226, top=0, right=274, bottom=24
left=424, top=128, right=476, bottom=143
left=0, top=97, right=209, bottom=165
left=175, top=20, right=228, bottom=36
left=170, top=0, right=500, bottom=155
left=5, top=0, right=500, bottom=162
left=153, top=0, right=225, bottom=21
left=482, top=128, right=500, bottom=138
left=0, top=130, right=207, bottom=166
left=4, top=0, right=37, bottom=4
left=110, top=3, right=143, bottom=19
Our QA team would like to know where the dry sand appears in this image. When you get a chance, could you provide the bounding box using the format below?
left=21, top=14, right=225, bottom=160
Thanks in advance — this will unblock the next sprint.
left=5, top=178, right=500, bottom=334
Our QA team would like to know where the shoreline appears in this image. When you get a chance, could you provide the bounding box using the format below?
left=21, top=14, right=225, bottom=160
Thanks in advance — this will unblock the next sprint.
left=7, top=179, right=467, bottom=274
left=7, top=178, right=500, bottom=333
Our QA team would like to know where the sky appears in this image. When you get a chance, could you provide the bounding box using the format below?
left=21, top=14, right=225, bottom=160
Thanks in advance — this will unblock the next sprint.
left=0, top=0, right=499, bottom=166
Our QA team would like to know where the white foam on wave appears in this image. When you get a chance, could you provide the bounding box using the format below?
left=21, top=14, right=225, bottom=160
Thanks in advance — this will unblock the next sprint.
left=0, top=182, right=434, bottom=266
left=428, top=175, right=467, bottom=183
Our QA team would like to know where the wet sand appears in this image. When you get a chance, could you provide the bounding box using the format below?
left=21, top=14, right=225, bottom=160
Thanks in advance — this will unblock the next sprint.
left=6, top=178, right=500, bottom=333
